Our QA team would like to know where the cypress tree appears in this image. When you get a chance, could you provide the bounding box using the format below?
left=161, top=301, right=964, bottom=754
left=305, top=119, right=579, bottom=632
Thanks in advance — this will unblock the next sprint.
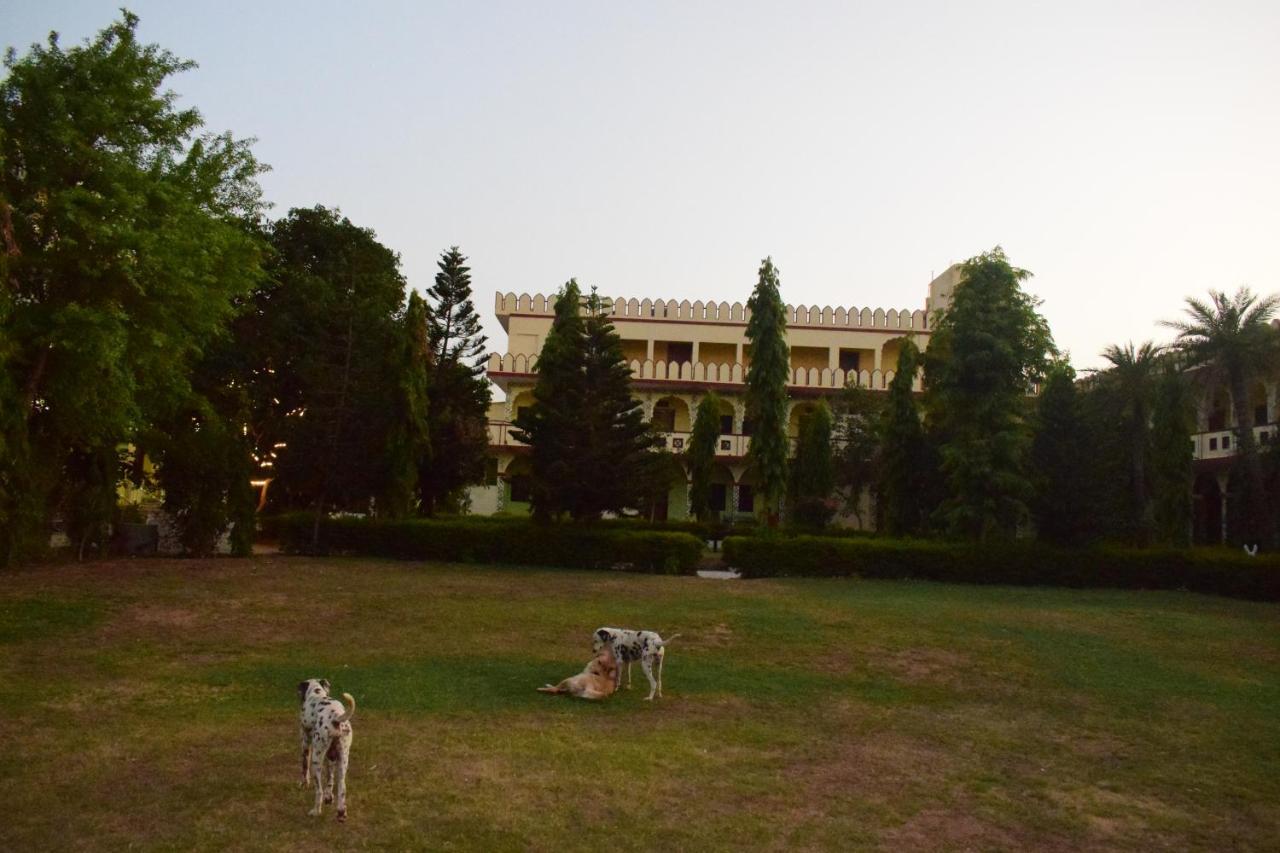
left=1029, top=360, right=1096, bottom=546
left=421, top=247, right=491, bottom=514
left=744, top=257, right=790, bottom=524
left=1150, top=366, right=1194, bottom=546
left=384, top=292, right=433, bottom=517
left=511, top=280, right=587, bottom=521
left=687, top=393, right=723, bottom=521
left=788, top=400, right=836, bottom=530
left=877, top=338, right=930, bottom=536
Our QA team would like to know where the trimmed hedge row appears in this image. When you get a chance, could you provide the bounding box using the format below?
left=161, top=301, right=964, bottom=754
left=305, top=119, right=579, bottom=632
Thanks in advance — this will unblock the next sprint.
left=723, top=535, right=1280, bottom=601
left=273, top=514, right=703, bottom=575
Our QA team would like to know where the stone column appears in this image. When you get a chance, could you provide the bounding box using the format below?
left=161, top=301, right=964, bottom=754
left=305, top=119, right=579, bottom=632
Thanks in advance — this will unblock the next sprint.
left=828, top=347, right=839, bottom=370
left=730, top=483, right=740, bottom=518
left=691, top=341, right=700, bottom=366
left=646, top=339, right=655, bottom=361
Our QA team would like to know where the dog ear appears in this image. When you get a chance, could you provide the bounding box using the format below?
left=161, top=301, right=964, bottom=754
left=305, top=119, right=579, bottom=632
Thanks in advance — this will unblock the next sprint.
left=320, top=679, right=331, bottom=692
left=297, top=681, right=310, bottom=703
left=595, top=629, right=609, bottom=640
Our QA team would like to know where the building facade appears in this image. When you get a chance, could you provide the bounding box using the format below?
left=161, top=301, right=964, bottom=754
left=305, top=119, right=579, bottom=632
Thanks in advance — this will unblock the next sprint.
left=467, top=266, right=964, bottom=520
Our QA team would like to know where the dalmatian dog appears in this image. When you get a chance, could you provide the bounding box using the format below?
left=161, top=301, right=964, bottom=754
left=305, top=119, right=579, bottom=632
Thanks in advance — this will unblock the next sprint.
left=297, top=678, right=356, bottom=821
left=592, top=627, right=681, bottom=700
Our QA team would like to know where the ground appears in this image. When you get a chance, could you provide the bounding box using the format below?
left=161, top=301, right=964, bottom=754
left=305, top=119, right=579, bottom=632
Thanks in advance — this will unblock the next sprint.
left=4, top=557, right=1278, bottom=851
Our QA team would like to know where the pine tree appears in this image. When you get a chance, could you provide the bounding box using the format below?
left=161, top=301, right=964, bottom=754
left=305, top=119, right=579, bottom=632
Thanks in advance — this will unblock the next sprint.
left=744, top=257, right=791, bottom=524
left=421, top=247, right=491, bottom=514
left=384, top=292, right=432, bottom=517
left=924, top=248, right=1053, bottom=541
left=687, top=393, right=723, bottom=521
left=788, top=400, right=836, bottom=530
left=877, top=338, right=931, bottom=536
left=1029, top=360, right=1096, bottom=546
left=511, top=280, right=587, bottom=521
left=1150, top=366, right=1194, bottom=546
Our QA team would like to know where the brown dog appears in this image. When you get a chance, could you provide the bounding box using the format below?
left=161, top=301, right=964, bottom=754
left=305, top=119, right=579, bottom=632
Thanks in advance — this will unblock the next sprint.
left=537, top=648, right=619, bottom=700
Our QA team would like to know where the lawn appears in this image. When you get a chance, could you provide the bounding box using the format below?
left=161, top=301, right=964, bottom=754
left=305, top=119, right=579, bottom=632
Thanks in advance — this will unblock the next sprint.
left=3, top=557, right=1278, bottom=851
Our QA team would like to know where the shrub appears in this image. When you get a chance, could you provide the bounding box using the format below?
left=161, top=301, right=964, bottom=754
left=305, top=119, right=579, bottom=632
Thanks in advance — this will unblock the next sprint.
left=273, top=514, right=703, bottom=575
left=722, top=536, right=1280, bottom=601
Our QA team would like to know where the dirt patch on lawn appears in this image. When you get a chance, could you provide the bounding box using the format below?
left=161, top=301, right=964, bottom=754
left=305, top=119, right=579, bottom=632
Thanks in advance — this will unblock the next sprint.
left=873, top=647, right=970, bottom=685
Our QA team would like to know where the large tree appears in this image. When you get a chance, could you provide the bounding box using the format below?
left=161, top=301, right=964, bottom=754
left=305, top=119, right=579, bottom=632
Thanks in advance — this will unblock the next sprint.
left=0, top=13, right=267, bottom=563
left=421, top=247, right=491, bottom=514
left=788, top=400, right=836, bottom=530
left=832, top=384, right=881, bottom=528
left=1029, top=360, right=1096, bottom=546
left=1097, top=341, right=1163, bottom=546
left=383, top=292, right=432, bottom=518
left=686, top=392, right=723, bottom=522
left=1163, top=288, right=1280, bottom=548
left=744, top=257, right=790, bottom=524
left=1149, top=365, right=1194, bottom=547
left=876, top=338, right=932, bottom=536
left=924, top=248, right=1053, bottom=540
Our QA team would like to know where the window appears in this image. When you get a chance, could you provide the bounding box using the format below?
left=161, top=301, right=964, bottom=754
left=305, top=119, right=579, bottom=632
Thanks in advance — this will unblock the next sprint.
left=1256, top=404, right=1269, bottom=425
left=652, top=404, right=676, bottom=432
left=742, top=417, right=754, bottom=436
left=1222, top=435, right=1231, bottom=449
left=719, top=414, right=734, bottom=434
left=1209, top=437, right=1218, bottom=451
left=838, top=349, right=860, bottom=372
left=484, top=459, right=498, bottom=486
left=666, top=342, right=693, bottom=363
left=709, top=483, right=727, bottom=512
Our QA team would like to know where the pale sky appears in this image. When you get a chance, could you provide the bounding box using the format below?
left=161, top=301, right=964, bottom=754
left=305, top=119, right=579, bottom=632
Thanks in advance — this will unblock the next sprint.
left=4, top=1, right=1279, bottom=371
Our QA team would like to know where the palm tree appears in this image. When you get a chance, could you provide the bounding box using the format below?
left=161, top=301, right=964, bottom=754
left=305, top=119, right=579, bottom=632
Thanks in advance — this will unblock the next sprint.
left=1163, top=288, right=1280, bottom=547
left=1099, top=341, right=1164, bottom=545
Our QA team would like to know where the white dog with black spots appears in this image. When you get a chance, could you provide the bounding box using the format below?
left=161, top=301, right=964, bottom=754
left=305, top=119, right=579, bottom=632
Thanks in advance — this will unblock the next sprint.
left=297, top=678, right=355, bottom=821
left=592, top=627, right=680, bottom=700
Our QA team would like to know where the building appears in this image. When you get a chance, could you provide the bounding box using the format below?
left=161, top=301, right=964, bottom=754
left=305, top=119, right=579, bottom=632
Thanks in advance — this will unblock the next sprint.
left=467, top=266, right=965, bottom=520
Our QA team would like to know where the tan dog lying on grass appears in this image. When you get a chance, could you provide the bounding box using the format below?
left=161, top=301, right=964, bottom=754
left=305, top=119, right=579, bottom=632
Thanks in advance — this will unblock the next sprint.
left=537, top=648, right=619, bottom=700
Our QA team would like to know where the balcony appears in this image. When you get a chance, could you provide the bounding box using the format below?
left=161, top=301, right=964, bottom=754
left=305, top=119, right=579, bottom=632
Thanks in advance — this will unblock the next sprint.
left=486, top=353, right=920, bottom=392
left=488, top=422, right=764, bottom=458
left=1192, top=424, right=1277, bottom=461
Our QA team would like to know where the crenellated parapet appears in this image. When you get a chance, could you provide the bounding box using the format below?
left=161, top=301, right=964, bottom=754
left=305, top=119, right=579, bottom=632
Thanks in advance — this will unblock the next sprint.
left=494, top=292, right=929, bottom=332
left=486, top=353, right=921, bottom=392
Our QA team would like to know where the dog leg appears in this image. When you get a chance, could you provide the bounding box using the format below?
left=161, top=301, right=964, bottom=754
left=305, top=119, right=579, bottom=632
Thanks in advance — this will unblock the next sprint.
left=299, top=728, right=311, bottom=787
left=335, top=733, right=352, bottom=822
left=309, top=743, right=326, bottom=816
left=626, top=660, right=634, bottom=690
left=324, top=760, right=335, bottom=804
left=657, top=648, right=665, bottom=698
left=641, top=657, right=659, bottom=700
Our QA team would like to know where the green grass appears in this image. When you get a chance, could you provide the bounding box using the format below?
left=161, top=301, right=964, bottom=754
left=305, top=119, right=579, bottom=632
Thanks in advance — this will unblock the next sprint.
left=4, top=557, right=1278, bottom=851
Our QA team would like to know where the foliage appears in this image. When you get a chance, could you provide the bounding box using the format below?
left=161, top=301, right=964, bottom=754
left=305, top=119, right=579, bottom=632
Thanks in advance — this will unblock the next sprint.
left=723, top=535, right=1280, bottom=601
left=686, top=393, right=723, bottom=521
left=1163, top=288, right=1280, bottom=548
left=421, top=247, right=490, bottom=514
left=923, top=248, right=1053, bottom=540
left=744, top=257, right=790, bottom=521
left=384, top=292, right=432, bottom=518
left=788, top=400, right=836, bottom=530
left=631, top=450, right=688, bottom=521
left=274, top=513, right=703, bottom=574
left=1149, top=366, right=1194, bottom=546
left=831, top=384, right=881, bottom=527
left=0, top=12, right=267, bottom=563
left=876, top=338, right=932, bottom=536
left=260, top=206, right=405, bottom=529
left=1029, top=360, right=1097, bottom=546
left=1096, top=341, right=1164, bottom=545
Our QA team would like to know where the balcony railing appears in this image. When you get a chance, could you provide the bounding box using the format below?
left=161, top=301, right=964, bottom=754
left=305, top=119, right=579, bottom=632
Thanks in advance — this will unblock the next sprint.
left=1192, top=424, right=1277, bottom=461
left=489, top=422, right=805, bottom=458
left=486, top=353, right=921, bottom=392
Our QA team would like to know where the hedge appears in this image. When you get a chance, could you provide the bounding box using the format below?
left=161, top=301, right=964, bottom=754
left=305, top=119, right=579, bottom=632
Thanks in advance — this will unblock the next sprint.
left=273, top=514, right=703, bottom=575
left=722, top=535, right=1280, bottom=601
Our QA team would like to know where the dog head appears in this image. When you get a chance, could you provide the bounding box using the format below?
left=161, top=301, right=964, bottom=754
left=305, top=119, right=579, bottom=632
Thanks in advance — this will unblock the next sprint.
left=592, top=628, right=614, bottom=655
left=590, top=647, right=618, bottom=680
left=297, top=678, right=331, bottom=705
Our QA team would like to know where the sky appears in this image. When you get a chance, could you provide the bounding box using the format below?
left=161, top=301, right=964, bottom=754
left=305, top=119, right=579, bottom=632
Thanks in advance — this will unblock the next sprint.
left=4, top=1, right=1279, bottom=372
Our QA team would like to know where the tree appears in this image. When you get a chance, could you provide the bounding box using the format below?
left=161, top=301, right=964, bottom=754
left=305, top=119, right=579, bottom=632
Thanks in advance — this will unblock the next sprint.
left=1150, top=365, right=1194, bottom=547
left=633, top=449, right=687, bottom=521
left=924, top=248, right=1053, bottom=540
left=876, top=338, right=931, bottom=536
left=511, top=280, right=587, bottom=521
left=421, top=247, right=491, bottom=514
left=1097, top=341, right=1163, bottom=546
left=788, top=400, right=836, bottom=530
left=686, top=393, right=723, bottom=522
left=0, top=13, right=267, bottom=563
left=832, top=384, right=881, bottom=528
left=262, top=207, right=406, bottom=539
left=384, top=292, right=432, bottom=518
left=1163, top=288, right=1280, bottom=548
left=744, top=257, right=790, bottom=524
left=1029, top=360, right=1096, bottom=546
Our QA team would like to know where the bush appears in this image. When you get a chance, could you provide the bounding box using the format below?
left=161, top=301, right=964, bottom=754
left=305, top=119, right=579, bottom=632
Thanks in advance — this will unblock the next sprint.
left=273, top=514, right=703, bottom=575
left=723, top=536, right=1280, bottom=601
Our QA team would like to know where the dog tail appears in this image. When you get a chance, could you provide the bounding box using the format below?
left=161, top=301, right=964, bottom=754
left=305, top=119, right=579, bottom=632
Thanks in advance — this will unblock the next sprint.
left=661, top=633, right=682, bottom=646
left=537, top=683, right=564, bottom=694
left=335, top=693, right=356, bottom=725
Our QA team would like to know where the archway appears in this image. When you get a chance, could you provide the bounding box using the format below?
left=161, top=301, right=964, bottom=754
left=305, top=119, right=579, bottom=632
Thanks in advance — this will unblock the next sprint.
left=652, top=395, right=692, bottom=433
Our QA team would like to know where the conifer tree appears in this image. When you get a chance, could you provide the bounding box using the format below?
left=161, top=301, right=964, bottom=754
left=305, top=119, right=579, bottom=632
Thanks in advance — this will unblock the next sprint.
left=788, top=400, right=836, bottom=530
left=744, top=257, right=791, bottom=524
left=511, top=280, right=587, bottom=521
left=1029, top=360, right=1096, bottom=546
left=877, top=338, right=931, bottom=536
left=421, top=247, right=491, bottom=513
left=924, top=248, right=1053, bottom=540
left=384, top=292, right=432, bottom=517
left=1150, top=366, right=1194, bottom=546
left=687, top=393, right=723, bottom=521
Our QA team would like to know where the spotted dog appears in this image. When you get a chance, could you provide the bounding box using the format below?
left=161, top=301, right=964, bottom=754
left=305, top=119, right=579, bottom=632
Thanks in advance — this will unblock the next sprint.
left=592, top=627, right=681, bottom=700
left=537, top=647, right=619, bottom=700
left=297, top=678, right=356, bottom=821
